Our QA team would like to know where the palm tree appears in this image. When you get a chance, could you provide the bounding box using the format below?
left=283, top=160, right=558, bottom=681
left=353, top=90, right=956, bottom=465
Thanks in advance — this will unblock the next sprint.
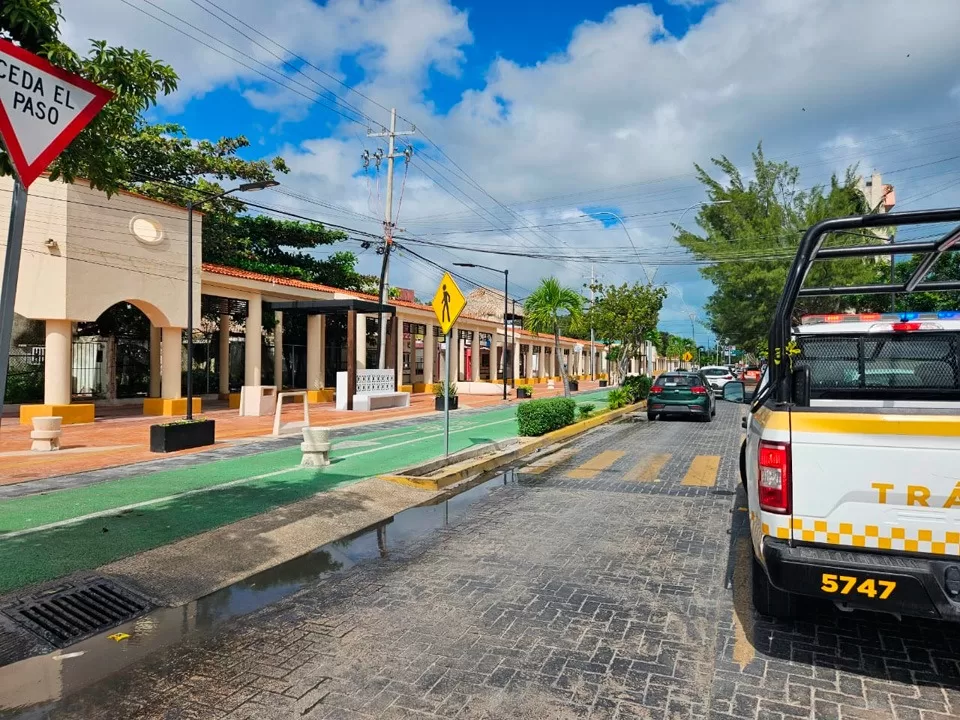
left=524, top=278, right=583, bottom=397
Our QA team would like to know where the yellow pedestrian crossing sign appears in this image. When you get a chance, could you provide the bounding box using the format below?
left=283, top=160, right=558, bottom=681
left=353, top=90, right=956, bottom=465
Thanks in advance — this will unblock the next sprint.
left=682, top=351, right=693, bottom=362
left=432, top=272, right=466, bottom=335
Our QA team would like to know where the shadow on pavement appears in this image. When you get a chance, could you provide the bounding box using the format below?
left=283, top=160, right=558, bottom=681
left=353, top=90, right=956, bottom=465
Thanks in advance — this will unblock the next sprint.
left=0, top=466, right=364, bottom=596
left=726, top=484, right=960, bottom=695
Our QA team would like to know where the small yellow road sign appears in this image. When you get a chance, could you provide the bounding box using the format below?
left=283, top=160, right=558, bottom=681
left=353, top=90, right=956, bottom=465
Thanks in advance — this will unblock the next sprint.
left=682, top=351, right=693, bottom=362
left=432, top=272, right=466, bottom=335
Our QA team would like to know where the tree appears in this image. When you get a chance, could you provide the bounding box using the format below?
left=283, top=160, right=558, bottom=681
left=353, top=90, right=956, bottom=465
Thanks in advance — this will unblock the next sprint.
left=587, top=282, right=666, bottom=382
left=886, top=252, right=960, bottom=313
left=666, top=335, right=696, bottom=363
left=524, top=278, right=583, bottom=397
left=2, top=2, right=365, bottom=292
left=675, top=145, right=879, bottom=355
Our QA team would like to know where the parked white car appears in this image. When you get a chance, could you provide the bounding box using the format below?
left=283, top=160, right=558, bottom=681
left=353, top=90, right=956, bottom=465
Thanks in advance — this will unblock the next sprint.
left=699, top=365, right=736, bottom=393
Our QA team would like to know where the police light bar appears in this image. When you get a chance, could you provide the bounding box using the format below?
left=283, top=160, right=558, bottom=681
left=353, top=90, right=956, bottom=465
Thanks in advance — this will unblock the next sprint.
left=801, top=311, right=960, bottom=325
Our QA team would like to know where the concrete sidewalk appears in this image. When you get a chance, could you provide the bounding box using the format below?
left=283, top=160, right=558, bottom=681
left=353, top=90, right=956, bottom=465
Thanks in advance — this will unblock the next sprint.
left=0, top=382, right=602, bottom=485
left=0, top=390, right=611, bottom=596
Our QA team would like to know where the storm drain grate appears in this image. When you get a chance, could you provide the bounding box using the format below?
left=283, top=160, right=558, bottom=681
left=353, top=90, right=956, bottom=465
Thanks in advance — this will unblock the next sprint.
left=1, top=579, right=152, bottom=648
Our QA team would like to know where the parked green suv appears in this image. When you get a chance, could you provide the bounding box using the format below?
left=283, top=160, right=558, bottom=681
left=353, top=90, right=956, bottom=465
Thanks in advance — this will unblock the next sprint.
left=647, top=371, right=717, bottom=422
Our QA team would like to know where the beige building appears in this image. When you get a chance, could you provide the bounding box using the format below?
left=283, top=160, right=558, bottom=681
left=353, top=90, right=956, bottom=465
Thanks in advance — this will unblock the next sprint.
left=1, top=178, right=623, bottom=424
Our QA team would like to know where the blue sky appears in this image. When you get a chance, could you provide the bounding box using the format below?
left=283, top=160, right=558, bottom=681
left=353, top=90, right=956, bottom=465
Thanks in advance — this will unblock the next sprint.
left=65, top=0, right=960, bottom=343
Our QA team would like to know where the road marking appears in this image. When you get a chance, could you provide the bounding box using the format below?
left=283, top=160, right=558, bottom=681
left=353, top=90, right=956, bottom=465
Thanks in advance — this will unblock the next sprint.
left=628, top=454, right=671, bottom=482
left=0, top=416, right=518, bottom=540
left=519, top=448, right=578, bottom=475
left=567, top=450, right=625, bottom=479
left=681, top=455, right=721, bottom=487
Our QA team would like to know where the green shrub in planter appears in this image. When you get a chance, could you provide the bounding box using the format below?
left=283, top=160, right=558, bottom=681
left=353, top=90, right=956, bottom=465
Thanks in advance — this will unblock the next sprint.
left=433, top=381, right=458, bottom=398
left=578, top=403, right=596, bottom=420
left=517, top=397, right=576, bottom=436
left=150, top=418, right=215, bottom=453
left=607, top=387, right=630, bottom=410
left=621, top=374, right=652, bottom=402
left=516, top=384, right=533, bottom=399
left=433, top=381, right=459, bottom=410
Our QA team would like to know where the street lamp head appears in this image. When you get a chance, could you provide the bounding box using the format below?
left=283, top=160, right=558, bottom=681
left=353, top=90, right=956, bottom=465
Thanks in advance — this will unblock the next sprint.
left=238, top=180, right=280, bottom=192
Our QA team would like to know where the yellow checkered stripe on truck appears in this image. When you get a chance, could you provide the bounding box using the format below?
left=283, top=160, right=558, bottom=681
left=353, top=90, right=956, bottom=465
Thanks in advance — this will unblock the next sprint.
left=788, top=517, right=960, bottom=557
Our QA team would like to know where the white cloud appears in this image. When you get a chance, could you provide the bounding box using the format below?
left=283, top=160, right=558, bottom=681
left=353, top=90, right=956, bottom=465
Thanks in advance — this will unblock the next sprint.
left=61, top=0, right=471, bottom=114
left=61, top=0, right=960, bottom=331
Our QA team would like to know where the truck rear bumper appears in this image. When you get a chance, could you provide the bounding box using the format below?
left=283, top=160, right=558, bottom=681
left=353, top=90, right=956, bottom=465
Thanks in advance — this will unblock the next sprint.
left=762, top=539, right=960, bottom=622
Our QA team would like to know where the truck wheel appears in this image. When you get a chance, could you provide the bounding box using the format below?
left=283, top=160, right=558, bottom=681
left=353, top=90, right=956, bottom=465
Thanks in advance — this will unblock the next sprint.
left=751, top=555, right=796, bottom=620
left=739, top=440, right=747, bottom=488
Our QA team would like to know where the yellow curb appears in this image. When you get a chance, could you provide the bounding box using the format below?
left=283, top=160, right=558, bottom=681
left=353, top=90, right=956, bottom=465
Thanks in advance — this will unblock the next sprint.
left=380, top=400, right=646, bottom=491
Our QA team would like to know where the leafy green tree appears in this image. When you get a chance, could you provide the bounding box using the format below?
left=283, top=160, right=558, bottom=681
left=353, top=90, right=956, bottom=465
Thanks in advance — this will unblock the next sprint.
left=2, top=1, right=364, bottom=291
left=524, top=278, right=583, bottom=396
left=887, top=253, right=960, bottom=313
left=587, top=282, right=666, bottom=381
left=675, top=145, right=878, bottom=355
left=666, top=335, right=695, bottom=362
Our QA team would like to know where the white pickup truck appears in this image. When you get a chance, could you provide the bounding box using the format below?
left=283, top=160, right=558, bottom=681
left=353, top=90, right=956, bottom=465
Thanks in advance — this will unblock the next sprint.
left=727, top=207, right=960, bottom=621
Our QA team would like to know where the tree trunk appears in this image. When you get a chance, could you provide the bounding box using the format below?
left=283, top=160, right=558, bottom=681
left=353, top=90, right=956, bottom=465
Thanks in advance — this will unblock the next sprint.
left=555, top=326, right=570, bottom=397
left=617, top=353, right=630, bottom=384
left=105, top=335, right=117, bottom=403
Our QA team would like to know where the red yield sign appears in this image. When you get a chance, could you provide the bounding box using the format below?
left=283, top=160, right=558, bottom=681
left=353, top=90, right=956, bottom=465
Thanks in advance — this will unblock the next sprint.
left=0, top=39, right=112, bottom=187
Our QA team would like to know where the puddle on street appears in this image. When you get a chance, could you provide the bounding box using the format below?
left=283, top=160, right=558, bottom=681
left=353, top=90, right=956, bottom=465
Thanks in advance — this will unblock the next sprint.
left=0, top=470, right=519, bottom=717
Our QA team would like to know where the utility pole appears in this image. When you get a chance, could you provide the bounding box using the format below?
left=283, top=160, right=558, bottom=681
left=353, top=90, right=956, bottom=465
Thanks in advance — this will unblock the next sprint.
left=368, top=109, right=415, bottom=369
left=582, top=265, right=600, bottom=380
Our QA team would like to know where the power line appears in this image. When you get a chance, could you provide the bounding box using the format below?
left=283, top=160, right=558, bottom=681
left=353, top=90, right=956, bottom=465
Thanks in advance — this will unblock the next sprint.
left=185, top=0, right=380, bottom=126
left=194, top=0, right=395, bottom=121
left=120, top=0, right=370, bottom=127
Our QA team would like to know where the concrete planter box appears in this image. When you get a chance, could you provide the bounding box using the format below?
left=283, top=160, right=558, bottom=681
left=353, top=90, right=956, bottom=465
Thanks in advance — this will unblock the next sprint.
left=150, top=419, right=215, bottom=453
left=516, top=388, right=532, bottom=399
left=568, top=380, right=579, bottom=392
left=435, top=396, right=459, bottom=411
left=599, top=380, right=608, bottom=387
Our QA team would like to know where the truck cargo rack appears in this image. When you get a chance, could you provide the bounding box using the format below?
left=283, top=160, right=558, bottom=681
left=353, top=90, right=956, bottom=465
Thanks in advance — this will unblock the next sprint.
left=769, top=208, right=960, bottom=404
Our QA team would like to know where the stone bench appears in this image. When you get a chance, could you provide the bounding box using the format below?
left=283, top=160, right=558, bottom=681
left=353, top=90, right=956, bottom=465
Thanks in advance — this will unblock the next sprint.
left=353, top=391, right=410, bottom=412
left=30, top=416, right=63, bottom=452
left=300, top=427, right=331, bottom=467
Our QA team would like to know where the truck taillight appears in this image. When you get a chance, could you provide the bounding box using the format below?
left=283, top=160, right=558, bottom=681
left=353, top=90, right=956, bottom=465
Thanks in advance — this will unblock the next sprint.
left=758, top=441, right=791, bottom=514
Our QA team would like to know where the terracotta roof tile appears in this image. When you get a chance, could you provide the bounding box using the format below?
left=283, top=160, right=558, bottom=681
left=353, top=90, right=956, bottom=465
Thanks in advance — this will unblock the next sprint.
left=201, top=263, right=601, bottom=347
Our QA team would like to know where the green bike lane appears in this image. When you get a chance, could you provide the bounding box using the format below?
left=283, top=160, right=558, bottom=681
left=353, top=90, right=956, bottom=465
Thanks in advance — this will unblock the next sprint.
left=0, top=391, right=609, bottom=594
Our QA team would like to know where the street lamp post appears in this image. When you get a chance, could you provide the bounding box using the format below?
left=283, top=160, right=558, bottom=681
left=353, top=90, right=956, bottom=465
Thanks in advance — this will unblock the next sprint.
left=580, top=211, right=650, bottom=285
left=186, top=180, right=279, bottom=420
left=454, top=262, right=509, bottom=401
left=511, top=299, right=517, bottom=387
left=675, top=199, right=733, bottom=226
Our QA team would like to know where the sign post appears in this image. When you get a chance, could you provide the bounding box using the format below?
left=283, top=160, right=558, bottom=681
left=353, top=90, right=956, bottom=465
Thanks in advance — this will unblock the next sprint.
left=0, top=39, right=112, bottom=427
left=431, top=272, right=467, bottom=457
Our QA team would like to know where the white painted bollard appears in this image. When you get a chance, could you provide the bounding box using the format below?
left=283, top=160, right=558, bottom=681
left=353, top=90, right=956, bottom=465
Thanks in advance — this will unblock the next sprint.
left=30, top=416, right=63, bottom=452
left=301, top=426, right=331, bottom=467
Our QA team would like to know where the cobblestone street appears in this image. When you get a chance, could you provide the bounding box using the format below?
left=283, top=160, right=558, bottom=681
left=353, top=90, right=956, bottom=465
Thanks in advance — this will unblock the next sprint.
left=19, top=405, right=960, bottom=719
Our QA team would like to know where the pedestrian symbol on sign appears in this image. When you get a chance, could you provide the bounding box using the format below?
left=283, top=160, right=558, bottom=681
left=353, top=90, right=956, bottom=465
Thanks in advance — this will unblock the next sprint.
left=441, top=284, right=451, bottom=324
left=431, top=273, right=466, bottom=336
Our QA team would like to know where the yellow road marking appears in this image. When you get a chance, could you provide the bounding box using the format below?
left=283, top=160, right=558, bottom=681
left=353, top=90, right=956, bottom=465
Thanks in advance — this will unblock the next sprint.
left=681, top=455, right=721, bottom=487
left=567, top=450, right=625, bottom=479
left=519, top=448, right=578, bottom=475
left=628, top=453, right=671, bottom=482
